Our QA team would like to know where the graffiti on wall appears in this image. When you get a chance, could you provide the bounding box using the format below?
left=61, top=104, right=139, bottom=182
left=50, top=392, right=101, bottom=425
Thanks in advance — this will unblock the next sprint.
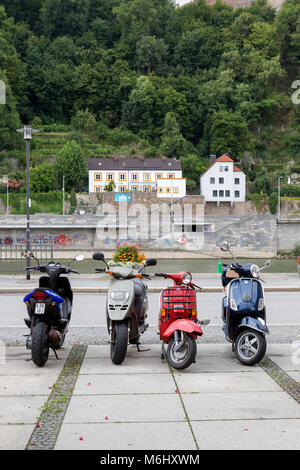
left=0, top=233, right=89, bottom=247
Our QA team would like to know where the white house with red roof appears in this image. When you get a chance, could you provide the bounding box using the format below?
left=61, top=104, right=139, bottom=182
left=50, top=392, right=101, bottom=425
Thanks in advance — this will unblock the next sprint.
left=200, top=153, right=246, bottom=203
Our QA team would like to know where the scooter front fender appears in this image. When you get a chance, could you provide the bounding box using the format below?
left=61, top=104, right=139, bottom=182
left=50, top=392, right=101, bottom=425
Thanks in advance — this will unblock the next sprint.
left=163, top=319, right=203, bottom=340
left=235, top=316, right=269, bottom=336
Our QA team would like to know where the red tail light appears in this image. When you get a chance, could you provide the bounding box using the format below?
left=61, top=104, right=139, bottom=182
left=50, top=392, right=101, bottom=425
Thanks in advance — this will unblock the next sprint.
left=32, top=290, right=49, bottom=301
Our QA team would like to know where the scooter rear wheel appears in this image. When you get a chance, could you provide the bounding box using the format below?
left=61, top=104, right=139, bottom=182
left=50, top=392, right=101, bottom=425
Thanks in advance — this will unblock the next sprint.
left=110, top=322, right=128, bottom=365
left=235, top=329, right=266, bottom=366
left=167, top=333, right=196, bottom=370
left=31, top=322, right=49, bottom=367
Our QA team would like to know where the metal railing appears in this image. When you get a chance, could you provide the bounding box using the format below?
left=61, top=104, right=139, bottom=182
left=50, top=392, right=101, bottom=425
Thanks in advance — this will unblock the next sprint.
left=0, top=244, right=54, bottom=274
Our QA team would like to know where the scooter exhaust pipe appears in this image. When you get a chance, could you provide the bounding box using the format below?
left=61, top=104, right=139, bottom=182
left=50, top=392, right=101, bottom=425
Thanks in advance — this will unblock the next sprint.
left=48, top=329, right=61, bottom=348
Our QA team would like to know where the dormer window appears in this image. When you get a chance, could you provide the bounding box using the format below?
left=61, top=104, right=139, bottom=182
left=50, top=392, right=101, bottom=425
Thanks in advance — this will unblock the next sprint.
left=219, top=166, right=223, bottom=172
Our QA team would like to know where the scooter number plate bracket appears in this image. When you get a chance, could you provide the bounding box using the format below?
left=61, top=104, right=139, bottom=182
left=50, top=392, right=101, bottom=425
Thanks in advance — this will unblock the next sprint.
left=35, top=303, right=45, bottom=314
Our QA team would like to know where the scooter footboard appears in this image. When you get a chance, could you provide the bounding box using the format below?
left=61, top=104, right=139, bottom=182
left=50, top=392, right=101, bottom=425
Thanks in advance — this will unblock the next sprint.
left=235, top=316, right=269, bottom=335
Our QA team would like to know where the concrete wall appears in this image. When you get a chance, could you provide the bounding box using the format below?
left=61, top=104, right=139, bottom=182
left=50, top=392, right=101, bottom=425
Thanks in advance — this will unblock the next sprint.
left=0, top=212, right=278, bottom=257
left=277, top=220, right=300, bottom=251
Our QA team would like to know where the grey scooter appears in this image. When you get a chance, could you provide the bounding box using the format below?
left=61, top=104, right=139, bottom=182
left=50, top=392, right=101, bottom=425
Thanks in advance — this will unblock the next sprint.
left=93, top=253, right=157, bottom=364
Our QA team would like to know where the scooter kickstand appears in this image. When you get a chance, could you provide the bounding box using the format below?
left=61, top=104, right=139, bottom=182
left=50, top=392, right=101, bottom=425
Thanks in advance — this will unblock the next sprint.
left=136, top=342, right=151, bottom=353
left=51, top=347, right=59, bottom=360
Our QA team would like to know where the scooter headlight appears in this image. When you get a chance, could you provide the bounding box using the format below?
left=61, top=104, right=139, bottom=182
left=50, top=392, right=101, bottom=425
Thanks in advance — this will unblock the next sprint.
left=250, top=264, right=260, bottom=278
left=182, top=272, right=192, bottom=285
left=110, top=291, right=130, bottom=301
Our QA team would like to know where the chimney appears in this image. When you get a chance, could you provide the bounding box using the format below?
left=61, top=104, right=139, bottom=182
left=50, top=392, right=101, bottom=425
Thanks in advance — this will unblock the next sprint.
left=210, top=154, right=216, bottom=164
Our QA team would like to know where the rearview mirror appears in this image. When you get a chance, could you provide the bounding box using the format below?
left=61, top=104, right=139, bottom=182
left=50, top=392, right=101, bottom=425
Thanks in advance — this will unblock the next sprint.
left=145, top=258, right=157, bottom=267
left=75, top=255, right=84, bottom=262
left=93, top=252, right=105, bottom=261
left=261, top=260, right=271, bottom=271
left=220, top=241, right=230, bottom=252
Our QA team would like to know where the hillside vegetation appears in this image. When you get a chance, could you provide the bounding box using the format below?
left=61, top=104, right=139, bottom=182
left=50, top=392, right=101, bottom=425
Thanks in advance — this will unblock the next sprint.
left=1, top=0, right=300, bottom=212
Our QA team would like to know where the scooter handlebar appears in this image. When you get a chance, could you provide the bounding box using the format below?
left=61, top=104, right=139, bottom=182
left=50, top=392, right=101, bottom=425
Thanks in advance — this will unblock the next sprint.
left=154, top=273, right=167, bottom=278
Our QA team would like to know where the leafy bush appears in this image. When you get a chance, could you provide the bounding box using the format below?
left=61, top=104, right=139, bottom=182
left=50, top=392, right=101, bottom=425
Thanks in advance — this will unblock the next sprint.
left=108, top=127, right=137, bottom=146
left=269, top=192, right=278, bottom=214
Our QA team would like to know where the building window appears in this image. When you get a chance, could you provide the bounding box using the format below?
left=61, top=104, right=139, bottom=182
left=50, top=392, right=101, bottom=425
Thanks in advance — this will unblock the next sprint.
left=143, top=186, right=150, bottom=192
left=235, top=178, right=240, bottom=184
left=219, top=190, right=224, bottom=197
left=168, top=173, right=175, bottom=179
left=119, top=186, right=126, bottom=192
left=235, top=190, right=240, bottom=198
left=213, top=190, right=218, bottom=197
left=224, top=166, right=229, bottom=172
left=131, top=185, right=138, bottom=192
left=158, top=187, right=164, bottom=193
left=94, top=186, right=102, bottom=192
left=131, top=173, right=138, bottom=181
left=107, top=173, right=113, bottom=181
left=219, top=178, right=224, bottom=184
left=94, top=173, right=102, bottom=181
left=225, top=190, right=230, bottom=197
left=165, top=187, right=171, bottom=193
left=210, top=177, right=215, bottom=184
left=173, top=187, right=179, bottom=193
left=143, top=173, right=151, bottom=181
left=156, top=173, right=163, bottom=180
left=119, top=173, right=126, bottom=181
left=219, top=166, right=223, bottom=172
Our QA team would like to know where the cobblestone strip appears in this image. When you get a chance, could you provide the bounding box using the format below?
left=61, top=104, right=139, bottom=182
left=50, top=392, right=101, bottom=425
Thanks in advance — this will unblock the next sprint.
left=26, top=344, right=87, bottom=450
left=260, top=356, right=300, bottom=405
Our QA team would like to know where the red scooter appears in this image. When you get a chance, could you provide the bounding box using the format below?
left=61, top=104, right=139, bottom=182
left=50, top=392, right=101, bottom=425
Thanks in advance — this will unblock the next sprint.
left=155, top=271, right=210, bottom=370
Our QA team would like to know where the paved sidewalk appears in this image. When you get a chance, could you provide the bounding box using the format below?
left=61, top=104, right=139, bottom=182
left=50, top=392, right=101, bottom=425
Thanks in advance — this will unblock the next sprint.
left=1, top=343, right=299, bottom=450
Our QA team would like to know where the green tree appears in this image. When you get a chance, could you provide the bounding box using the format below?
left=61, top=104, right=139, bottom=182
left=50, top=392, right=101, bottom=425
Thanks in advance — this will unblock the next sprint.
left=39, top=0, right=90, bottom=38
left=30, top=163, right=56, bottom=192
left=0, top=72, right=20, bottom=149
left=136, top=35, right=168, bottom=75
left=122, top=75, right=156, bottom=139
left=159, top=112, right=186, bottom=159
left=209, top=110, right=252, bottom=159
left=180, top=154, right=206, bottom=185
left=71, top=109, right=97, bottom=134
left=55, top=140, right=87, bottom=191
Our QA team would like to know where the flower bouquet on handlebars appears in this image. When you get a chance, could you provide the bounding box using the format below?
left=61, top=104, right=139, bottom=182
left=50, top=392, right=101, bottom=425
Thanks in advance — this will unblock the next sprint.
left=108, top=243, right=147, bottom=269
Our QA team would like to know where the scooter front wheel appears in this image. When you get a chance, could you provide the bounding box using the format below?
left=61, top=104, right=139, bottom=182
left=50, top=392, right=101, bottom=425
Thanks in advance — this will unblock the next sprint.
left=235, top=329, right=266, bottom=366
left=31, top=322, right=50, bottom=367
left=167, top=333, right=196, bottom=370
left=110, top=322, right=128, bottom=365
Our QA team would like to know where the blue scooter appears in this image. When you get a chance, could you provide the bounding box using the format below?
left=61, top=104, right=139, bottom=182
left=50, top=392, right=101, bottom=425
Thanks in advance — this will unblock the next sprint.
left=23, top=252, right=84, bottom=367
left=219, top=241, right=271, bottom=366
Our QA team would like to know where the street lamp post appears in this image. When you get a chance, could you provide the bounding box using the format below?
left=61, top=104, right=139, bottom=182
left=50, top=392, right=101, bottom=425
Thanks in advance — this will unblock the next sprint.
left=278, top=176, right=283, bottom=220
left=62, top=175, right=65, bottom=215
left=16, top=125, right=40, bottom=280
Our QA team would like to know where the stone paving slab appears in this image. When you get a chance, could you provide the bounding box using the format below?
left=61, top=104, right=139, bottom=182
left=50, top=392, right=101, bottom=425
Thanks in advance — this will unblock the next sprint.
left=183, top=391, right=300, bottom=421
left=288, top=372, right=300, bottom=383
left=0, top=424, right=36, bottom=450
left=80, top=357, right=170, bottom=375
left=267, top=355, right=300, bottom=371
left=55, top=422, right=196, bottom=450
left=74, top=373, right=176, bottom=395
left=175, top=371, right=281, bottom=393
left=0, top=396, right=46, bottom=424
left=0, top=374, right=59, bottom=396
left=191, top=419, right=300, bottom=450
left=63, top=394, right=186, bottom=424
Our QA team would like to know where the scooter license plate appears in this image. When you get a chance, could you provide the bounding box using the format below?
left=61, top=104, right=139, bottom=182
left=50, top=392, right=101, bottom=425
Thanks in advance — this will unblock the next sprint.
left=35, top=303, right=45, bottom=314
